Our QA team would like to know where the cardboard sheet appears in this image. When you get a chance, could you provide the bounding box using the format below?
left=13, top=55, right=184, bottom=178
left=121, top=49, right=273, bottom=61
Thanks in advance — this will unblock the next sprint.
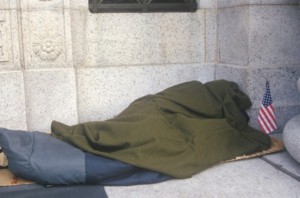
left=224, top=137, right=284, bottom=162
left=0, top=169, right=33, bottom=187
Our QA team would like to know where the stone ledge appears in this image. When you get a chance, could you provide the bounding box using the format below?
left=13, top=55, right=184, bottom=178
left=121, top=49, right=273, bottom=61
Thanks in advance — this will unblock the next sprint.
left=262, top=133, right=300, bottom=182
left=262, top=152, right=300, bottom=182
left=105, top=158, right=300, bottom=197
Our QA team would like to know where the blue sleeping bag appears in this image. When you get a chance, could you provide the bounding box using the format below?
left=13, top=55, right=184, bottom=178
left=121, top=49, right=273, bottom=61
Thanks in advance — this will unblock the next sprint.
left=0, top=128, right=171, bottom=186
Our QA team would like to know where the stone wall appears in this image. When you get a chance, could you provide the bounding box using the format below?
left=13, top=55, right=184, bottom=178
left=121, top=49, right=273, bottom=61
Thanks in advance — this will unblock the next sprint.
left=0, top=0, right=299, bottom=132
left=216, top=0, right=300, bottom=131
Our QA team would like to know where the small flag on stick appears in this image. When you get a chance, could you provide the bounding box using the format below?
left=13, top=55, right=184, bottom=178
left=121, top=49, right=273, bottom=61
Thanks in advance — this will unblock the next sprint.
left=258, top=80, right=277, bottom=133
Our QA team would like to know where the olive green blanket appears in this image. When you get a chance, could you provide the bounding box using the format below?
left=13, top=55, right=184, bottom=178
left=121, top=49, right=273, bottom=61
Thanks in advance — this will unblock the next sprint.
left=51, top=80, right=271, bottom=179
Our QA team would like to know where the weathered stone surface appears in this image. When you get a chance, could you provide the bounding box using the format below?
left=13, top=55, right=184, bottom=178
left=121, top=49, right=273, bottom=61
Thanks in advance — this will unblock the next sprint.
left=24, top=69, right=78, bottom=132
left=218, top=5, right=300, bottom=68
left=84, top=11, right=205, bottom=67
left=198, top=0, right=217, bottom=8
left=283, top=114, right=300, bottom=164
left=21, top=2, right=73, bottom=69
left=218, top=6, right=249, bottom=65
left=69, top=1, right=87, bottom=10
left=0, top=71, right=27, bottom=130
left=263, top=151, right=300, bottom=181
left=205, top=9, right=218, bottom=63
left=215, top=66, right=300, bottom=131
left=105, top=159, right=300, bottom=197
left=249, top=5, right=300, bottom=67
left=77, top=64, right=214, bottom=123
left=0, top=2, right=21, bottom=70
left=246, top=67, right=300, bottom=108
left=70, top=9, right=86, bottom=68
left=297, top=78, right=300, bottom=92
left=215, top=64, right=248, bottom=91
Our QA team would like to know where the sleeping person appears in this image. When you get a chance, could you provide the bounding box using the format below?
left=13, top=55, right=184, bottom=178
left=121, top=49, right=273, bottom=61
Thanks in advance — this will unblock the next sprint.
left=0, top=80, right=271, bottom=186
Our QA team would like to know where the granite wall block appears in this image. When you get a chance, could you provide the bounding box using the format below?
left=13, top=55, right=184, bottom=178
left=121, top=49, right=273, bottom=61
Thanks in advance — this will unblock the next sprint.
left=161, top=11, right=205, bottom=64
left=218, top=6, right=249, bottom=66
left=218, top=4, right=300, bottom=67
left=77, top=64, right=214, bottom=123
left=85, top=12, right=163, bottom=67
left=215, top=64, right=248, bottom=91
left=249, top=5, right=300, bottom=67
left=198, top=0, right=217, bottom=9
left=0, top=1, right=21, bottom=70
left=205, top=9, right=218, bottom=63
left=84, top=10, right=205, bottom=67
left=216, top=65, right=300, bottom=131
left=70, top=9, right=87, bottom=68
left=24, top=69, right=78, bottom=132
left=0, top=71, right=27, bottom=130
left=21, top=0, right=73, bottom=69
left=246, top=66, right=300, bottom=108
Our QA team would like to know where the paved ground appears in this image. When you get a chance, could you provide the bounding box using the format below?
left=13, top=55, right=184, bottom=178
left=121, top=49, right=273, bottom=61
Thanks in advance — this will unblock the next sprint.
left=105, top=133, right=300, bottom=198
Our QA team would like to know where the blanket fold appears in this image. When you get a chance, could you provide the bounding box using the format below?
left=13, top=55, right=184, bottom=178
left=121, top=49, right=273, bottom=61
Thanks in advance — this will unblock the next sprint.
left=51, top=80, right=271, bottom=178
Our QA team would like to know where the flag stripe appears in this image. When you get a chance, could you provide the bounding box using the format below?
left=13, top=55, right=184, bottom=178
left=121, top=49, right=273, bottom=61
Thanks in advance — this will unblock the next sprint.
left=258, top=118, right=269, bottom=133
left=265, top=108, right=277, bottom=128
left=259, top=108, right=276, bottom=132
left=258, top=116, right=270, bottom=133
left=258, top=117, right=272, bottom=133
left=266, top=105, right=276, bottom=122
left=258, top=111, right=273, bottom=132
left=260, top=105, right=277, bottom=130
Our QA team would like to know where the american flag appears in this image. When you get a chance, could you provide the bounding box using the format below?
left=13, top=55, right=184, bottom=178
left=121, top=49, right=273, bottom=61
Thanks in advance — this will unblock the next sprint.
left=258, top=81, right=277, bottom=133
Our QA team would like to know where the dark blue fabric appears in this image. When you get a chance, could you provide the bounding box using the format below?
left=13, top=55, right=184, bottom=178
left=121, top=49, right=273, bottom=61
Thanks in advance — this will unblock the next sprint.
left=0, top=128, right=171, bottom=186
left=0, top=128, right=86, bottom=185
left=85, top=152, right=172, bottom=186
left=0, top=128, right=32, bottom=180
left=0, top=184, right=107, bottom=198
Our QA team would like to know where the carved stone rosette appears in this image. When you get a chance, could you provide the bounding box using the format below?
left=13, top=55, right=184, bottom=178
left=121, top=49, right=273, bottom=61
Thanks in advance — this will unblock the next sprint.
left=32, top=31, right=63, bottom=61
